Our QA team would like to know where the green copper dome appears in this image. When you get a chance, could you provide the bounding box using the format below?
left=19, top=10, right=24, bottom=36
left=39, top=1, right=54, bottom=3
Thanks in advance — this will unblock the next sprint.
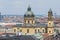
left=24, top=6, right=35, bottom=17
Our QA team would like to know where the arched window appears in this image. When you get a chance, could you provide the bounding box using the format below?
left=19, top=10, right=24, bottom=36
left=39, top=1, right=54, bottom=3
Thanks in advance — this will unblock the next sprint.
left=35, top=29, right=37, bottom=33
left=27, top=29, right=29, bottom=33
left=38, top=29, right=40, bottom=32
left=32, top=21, right=33, bottom=24
left=43, top=29, right=45, bottom=33
left=49, top=23, right=51, bottom=27
left=14, top=29, right=16, bottom=32
left=20, top=30, right=22, bottom=32
left=49, top=31, right=51, bottom=33
left=28, top=21, right=29, bottom=23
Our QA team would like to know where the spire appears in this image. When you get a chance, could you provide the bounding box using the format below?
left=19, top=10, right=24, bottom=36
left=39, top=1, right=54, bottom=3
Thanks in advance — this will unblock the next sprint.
left=48, top=8, right=52, bottom=13
left=48, top=8, right=53, bottom=16
left=27, top=5, right=31, bottom=11
left=48, top=8, right=53, bottom=21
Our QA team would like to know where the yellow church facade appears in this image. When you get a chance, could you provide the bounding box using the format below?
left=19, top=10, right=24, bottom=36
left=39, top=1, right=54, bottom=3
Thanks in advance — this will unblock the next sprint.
left=12, top=6, right=54, bottom=36
left=0, top=6, right=54, bottom=36
left=13, top=27, right=46, bottom=35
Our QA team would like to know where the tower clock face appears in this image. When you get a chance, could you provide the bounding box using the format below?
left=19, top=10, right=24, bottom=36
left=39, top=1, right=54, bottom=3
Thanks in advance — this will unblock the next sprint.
left=48, top=21, right=53, bottom=27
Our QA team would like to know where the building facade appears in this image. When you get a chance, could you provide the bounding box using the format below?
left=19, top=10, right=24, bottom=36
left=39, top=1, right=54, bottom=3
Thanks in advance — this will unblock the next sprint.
left=13, top=6, right=54, bottom=35
left=0, top=6, right=54, bottom=36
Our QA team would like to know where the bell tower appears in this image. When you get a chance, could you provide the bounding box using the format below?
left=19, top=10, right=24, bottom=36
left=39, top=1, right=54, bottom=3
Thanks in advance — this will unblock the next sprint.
left=48, top=9, right=53, bottom=27
left=47, top=9, right=54, bottom=35
left=24, top=6, right=35, bottom=26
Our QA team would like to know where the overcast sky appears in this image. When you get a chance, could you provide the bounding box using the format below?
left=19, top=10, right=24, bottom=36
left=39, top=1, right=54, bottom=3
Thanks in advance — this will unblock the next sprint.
left=0, top=0, right=60, bottom=15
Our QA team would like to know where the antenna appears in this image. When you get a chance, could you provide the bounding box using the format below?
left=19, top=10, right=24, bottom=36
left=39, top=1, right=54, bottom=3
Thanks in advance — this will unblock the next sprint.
left=54, top=13, right=56, bottom=18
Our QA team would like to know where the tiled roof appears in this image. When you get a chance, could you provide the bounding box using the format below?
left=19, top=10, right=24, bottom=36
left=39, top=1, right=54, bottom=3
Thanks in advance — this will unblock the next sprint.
left=44, top=33, right=60, bottom=40
left=0, top=15, right=60, bottom=24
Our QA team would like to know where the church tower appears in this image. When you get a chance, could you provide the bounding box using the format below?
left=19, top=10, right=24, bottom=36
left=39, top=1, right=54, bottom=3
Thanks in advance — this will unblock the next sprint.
left=47, top=9, right=54, bottom=35
left=24, top=6, right=35, bottom=26
left=48, top=9, right=53, bottom=27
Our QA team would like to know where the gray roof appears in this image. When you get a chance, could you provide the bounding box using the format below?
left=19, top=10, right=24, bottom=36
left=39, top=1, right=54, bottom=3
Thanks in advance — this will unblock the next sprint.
left=14, top=23, right=47, bottom=28
left=0, top=35, right=38, bottom=40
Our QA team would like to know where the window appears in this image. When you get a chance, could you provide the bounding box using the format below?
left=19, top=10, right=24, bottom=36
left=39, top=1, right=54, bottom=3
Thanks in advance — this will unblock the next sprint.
left=14, top=29, right=16, bottom=32
left=38, top=29, right=40, bottom=32
left=35, top=29, right=37, bottom=33
left=43, top=29, right=45, bottom=33
left=49, top=23, right=51, bottom=25
left=27, top=29, right=29, bottom=33
left=20, top=30, right=22, bottom=32
left=32, top=21, right=33, bottom=24
left=28, top=21, right=29, bottom=23
left=49, top=31, right=51, bottom=33
left=32, top=21, right=35, bottom=24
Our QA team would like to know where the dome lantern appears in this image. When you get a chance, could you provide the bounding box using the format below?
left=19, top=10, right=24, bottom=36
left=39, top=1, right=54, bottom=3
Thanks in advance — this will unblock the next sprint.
left=24, top=6, right=35, bottom=17
left=27, top=6, right=31, bottom=11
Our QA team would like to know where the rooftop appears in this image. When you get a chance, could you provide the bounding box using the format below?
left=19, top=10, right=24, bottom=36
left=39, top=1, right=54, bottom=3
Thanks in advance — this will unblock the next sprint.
left=0, top=35, right=38, bottom=40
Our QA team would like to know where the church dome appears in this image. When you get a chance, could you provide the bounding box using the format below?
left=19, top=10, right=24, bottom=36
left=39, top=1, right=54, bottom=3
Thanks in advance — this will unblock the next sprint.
left=24, top=6, right=35, bottom=17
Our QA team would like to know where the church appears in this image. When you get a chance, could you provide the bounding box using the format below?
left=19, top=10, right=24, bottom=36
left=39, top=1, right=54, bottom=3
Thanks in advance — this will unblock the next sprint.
left=13, top=6, right=54, bottom=35
left=0, top=6, right=54, bottom=36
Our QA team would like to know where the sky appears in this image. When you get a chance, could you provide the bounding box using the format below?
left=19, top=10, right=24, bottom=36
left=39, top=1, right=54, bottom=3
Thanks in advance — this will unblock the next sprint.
left=0, top=0, right=60, bottom=15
